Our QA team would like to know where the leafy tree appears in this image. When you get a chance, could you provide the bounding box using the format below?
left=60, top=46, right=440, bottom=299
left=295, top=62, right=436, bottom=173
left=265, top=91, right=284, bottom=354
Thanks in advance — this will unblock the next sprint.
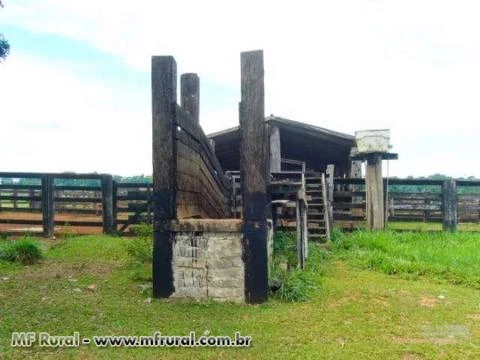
left=0, top=1, right=10, bottom=62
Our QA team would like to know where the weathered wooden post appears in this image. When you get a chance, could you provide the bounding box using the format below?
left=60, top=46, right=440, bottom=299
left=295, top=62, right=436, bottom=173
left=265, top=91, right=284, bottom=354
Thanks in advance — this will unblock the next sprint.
left=442, top=179, right=457, bottom=232
left=269, top=124, right=281, bottom=173
left=101, top=175, right=114, bottom=234
left=352, top=130, right=398, bottom=231
left=180, top=73, right=199, bottom=123
left=13, top=188, right=18, bottom=209
left=112, top=180, right=118, bottom=231
left=152, top=56, right=177, bottom=298
left=350, top=159, right=363, bottom=213
left=326, top=164, right=335, bottom=228
left=365, top=154, right=384, bottom=229
left=240, top=50, right=269, bottom=304
left=41, top=175, right=54, bottom=237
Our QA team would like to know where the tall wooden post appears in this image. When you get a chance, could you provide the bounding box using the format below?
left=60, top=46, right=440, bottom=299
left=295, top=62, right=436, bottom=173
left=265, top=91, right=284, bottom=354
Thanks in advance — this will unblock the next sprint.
left=442, top=179, right=457, bottom=232
left=240, top=50, right=269, bottom=304
left=112, top=180, right=118, bottom=231
left=269, top=124, right=281, bottom=173
left=152, top=56, right=177, bottom=298
left=365, top=154, right=384, bottom=229
left=350, top=160, right=363, bottom=216
left=101, top=175, right=114, bottom=234
left=326, top=164, right=335, bottom=227
left=41, top=175, right=54, bottom=237
left=180, top=73, right=199, bottom=123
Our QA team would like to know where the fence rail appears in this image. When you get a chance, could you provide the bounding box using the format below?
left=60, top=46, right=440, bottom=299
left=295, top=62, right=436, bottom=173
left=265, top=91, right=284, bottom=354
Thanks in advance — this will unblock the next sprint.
left=0, top=172, right=154, bottom=236
left=332, top=178, right=480, bottom=230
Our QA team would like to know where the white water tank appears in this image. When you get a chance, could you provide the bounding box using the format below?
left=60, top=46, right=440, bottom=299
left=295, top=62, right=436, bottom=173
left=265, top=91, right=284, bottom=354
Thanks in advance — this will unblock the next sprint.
left=355, top=129, right=391, bottom=154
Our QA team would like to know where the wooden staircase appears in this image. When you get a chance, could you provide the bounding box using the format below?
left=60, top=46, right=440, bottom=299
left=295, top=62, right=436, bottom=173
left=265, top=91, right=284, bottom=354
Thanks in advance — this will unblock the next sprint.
left=305, top=174, right=328, bottom=241
left=227, top=167, right=331, bottom=242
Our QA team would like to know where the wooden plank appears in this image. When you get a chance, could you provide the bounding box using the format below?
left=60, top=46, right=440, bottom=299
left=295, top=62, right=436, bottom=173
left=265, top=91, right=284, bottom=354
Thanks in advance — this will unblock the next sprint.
left=180, top=73, right=200, bottom=123
left=269, top=124, right=281, bottom=173
left=102, top=175, right=114, bottom=234
left=240, top=50, right=268, bottom=304
left=54, top=197, right=103, bottom=203
left=321, top=173, right=331, bottom=241
left=365, top=154, right=384, bottom=229
left=151, top=55, right=176, bottom=298
left=41, top=175, right=54, bottom=237
left=442, top=179, right=457, bottom=232
left=0, top=219, right=43, bottom=225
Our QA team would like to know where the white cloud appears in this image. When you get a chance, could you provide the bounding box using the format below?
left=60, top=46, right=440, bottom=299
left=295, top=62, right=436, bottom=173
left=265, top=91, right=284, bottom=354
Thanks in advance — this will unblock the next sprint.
left=1, top=0, right=480, bottom=177
left=0, top=53, right=151, bottom=175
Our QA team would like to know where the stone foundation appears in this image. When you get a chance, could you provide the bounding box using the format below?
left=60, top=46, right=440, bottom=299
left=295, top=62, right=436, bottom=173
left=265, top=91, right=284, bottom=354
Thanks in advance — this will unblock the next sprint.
left=170, top=219, right=244, bottom=303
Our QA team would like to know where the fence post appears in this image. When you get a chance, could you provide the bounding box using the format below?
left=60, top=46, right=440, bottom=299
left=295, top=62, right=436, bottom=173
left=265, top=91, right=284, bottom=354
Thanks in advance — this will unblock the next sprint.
left=442, top=179, right=457, bottom=232
left=180, top=73, right=199, bottom=123
left=41, top=175, right=54, bottom=237
left=240, top=50, right=269, bottom=304
left=152, top=56, right=177, bottom=298
left=269, top=124, right=281, bottom=173
left=102, top=175, right=114, bottom=234
left=326, top=164, right=335, bottom=227
left=365, top=154, right=384, bottom=230
left=112, top=180, right=118, bottom=231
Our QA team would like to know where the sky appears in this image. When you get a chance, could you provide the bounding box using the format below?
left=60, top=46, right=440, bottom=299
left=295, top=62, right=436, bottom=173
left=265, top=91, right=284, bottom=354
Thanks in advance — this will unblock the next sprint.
left=0, top=0, right=479, bottom=178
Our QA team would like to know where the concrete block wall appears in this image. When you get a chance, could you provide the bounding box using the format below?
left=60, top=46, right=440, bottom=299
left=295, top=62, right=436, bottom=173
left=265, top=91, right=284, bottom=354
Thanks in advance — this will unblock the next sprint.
left=170, top=219, right=245, bottom=303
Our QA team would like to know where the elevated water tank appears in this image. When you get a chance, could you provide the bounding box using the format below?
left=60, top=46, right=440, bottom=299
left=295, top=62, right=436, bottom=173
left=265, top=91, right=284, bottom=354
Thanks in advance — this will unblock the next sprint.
left=355, top=129, right=391, bottom=154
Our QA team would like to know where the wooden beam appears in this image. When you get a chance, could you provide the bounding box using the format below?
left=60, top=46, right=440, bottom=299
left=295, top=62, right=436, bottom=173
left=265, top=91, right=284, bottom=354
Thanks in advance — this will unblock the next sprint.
left=365, top=154, right=384, bottom=229
left=269, top=124, right=281, bottom=173
left=326, top=164, right=334, bottom=227
left=442, top=179, right=457, bottom=232
left=151, top=56, right=177, bottom=298
left=41, top=175, right=54, bottom=238
left=180, top=73, right=200, bottom=123
left=101, top=175, right=114, bottom=234
left=240, top=50, right=268, bottom=304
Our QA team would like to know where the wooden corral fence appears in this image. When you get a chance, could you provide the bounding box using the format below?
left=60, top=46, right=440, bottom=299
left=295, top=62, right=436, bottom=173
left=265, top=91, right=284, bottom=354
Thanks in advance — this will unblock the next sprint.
left=331, top=177, right=480, bottom=231
left=0, top=172, right=155, bottom=236
left=175, top=104, right=231, bottom=219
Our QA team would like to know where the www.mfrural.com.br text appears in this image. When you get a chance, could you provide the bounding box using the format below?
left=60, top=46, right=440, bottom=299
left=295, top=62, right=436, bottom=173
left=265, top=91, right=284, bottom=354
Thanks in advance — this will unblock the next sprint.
left=11, top=331, right=252, bottom=348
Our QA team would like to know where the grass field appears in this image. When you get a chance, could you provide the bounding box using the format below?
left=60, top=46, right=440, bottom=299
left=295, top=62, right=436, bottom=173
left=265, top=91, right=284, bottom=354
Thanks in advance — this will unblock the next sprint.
left=1, top=232, right=480, bottom=359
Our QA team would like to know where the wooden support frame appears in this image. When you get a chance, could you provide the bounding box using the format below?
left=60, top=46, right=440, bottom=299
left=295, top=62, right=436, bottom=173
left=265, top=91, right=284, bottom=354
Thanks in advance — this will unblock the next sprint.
left=442, top=179, right=458, bottom=232
left=41, top=175, right=54, bottom=237
left=101, top=175, right=114, bottom=234
left=326, top=164, right=335, bottom=229
left=296, top=191, right=308, bottom=269
left=239, top=50, right=269, bottom=304
left=269, top=124, right=281, bottom=173
left=321, top=173, right=331, bottom=241
left=152, top=56, right=177, bottom=298
left=365, top=154, right=385, bottom=230
left=180, top=73, right=200, bottom=123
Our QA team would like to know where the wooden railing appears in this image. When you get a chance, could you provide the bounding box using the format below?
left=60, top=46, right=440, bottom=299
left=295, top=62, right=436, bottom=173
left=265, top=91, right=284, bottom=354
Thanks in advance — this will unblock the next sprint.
left=332, top=178, right=480, bottom=230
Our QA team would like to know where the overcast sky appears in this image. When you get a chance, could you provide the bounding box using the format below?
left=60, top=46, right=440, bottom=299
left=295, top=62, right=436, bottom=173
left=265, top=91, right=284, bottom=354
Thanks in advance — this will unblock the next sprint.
left=0, top=1, right=479, bottom=177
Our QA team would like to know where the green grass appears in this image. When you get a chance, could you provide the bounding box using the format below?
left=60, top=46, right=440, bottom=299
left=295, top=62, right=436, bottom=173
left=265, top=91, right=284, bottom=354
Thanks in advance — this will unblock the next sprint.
left=387, top=221, right=480, bottom=232
left=1, top=233, right=480, bottom=359
left=334, top=230, right=480, bottom=288
left=0, top=237, right=43, bottom=264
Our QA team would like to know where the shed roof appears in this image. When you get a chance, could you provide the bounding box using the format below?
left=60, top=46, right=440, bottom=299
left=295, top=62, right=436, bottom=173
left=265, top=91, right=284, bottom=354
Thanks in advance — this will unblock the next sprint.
left=208, top=116, right=355, bottom=172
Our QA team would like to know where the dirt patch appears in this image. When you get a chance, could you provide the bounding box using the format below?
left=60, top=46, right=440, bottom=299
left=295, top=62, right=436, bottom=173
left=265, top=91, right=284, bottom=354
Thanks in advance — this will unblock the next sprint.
left=402, top=354, right=423, bottom=360
left=18, top=260, right=114, bottom=281
left=467, top=313, right=480, bottom=321
left=328, top=291, right=363, bottom=309
left=419, top=296, right=438, bottom=307
left=392, top=336, right=456, bottom=345
left=373, top=297, right=390, bottom=307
